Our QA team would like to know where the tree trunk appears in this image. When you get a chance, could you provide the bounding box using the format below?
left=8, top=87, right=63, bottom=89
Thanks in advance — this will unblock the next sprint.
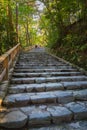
left=25, top=20, right=31, bottom=46
left=6, top=1, right=14, bottom=49
left=16, top=2, right=18, bottom=42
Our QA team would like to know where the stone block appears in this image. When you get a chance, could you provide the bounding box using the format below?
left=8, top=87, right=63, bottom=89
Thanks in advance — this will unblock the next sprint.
left=73, top=89, right=87, bottom=101
left=46, top=83, right=64, bottom=91
left=34, top=84, right=45, bottom=92
left=47, top=106, right=72, bottom=124
left=54, top=91, right=74, bottom=103
left=31, top=93, right=56, bottom=104
left=0, top=110, right=28, bottom=128
left=3, top=93, right=30, bottom=107
left=28, top=110, right=51, bottom=126
left=63, top=81, right=87, bottom=90
left=65, top=102, right=87, bottom=120
left=35, top=78, right=46, bottom=83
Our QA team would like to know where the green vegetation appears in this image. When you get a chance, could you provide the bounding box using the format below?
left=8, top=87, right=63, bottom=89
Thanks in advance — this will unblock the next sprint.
left=39, top=0, right=87, bottom=70
left=0, top=0, right=87, bottom=70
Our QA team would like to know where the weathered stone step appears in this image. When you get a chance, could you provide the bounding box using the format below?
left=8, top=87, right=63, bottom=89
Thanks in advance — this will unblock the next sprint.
left=12, top=72, right=82, bottom=78
left=19, top=53, right=49, bottom=56
left=19, top=54, right=50, bottom=56
left=16, top=63, right=66, bottom=66
left=3, top=89, right=87, bottom=107
left=1, top=47, right=87, bottom=129
left=18, top=58, right=58, bottom=61
left=18, top=55, right=54, bottom=58
left=14, top=68, right=77, bottom=73
left=14, top=65, right=74, bottom=69
left=18, top=58, right=59, bottom=61
left=15, top=65, right=71, bottom=69
left=0, top=101, right=87, bottom=128
left=17, top=60, right=63, bottom=63
left=17, top=62, right=62, bottom=64
left=17, top=58, right=63, bottom=62
left=11, top=76, right=87, bottom=84
left=17, top=61, right=62, bottom=65
left=9, top=81, right=87, bottom=94
left=19, top=57, right=55, bottom=60
left=9, top=83, right=64, bottom=94
left=3, top=90, right=74, bottom=107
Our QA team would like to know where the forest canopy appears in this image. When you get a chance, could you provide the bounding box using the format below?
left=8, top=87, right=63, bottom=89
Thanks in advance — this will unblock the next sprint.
left=0, top=0, right=87, bottom=69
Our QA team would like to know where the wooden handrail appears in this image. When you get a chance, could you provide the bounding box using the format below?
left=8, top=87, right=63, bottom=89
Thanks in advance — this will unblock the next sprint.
left=0, top=43, right=21, bottom=82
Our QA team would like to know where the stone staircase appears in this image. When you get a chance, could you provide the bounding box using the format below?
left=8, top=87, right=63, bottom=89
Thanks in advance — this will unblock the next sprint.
left=0, top=48, right=87, bottom=129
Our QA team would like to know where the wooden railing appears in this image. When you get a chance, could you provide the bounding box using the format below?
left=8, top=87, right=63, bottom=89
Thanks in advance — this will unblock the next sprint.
left=0, top=43, right=21, bottom=82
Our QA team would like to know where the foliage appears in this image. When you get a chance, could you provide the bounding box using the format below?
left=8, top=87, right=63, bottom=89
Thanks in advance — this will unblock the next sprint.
left=0, top=0, right=87, bottom=70
left=0, top=0, right=40, bottom=55
left=0, top=0, right=17, bottom=55
left=39, top=0, right=87, bottom=70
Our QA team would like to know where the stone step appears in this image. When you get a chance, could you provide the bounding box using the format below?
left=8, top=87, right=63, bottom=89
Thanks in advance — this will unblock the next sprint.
left=0, top=102, right=87, bottom=128
left=14, top=68, right=78, bottom=73
left=15, top=63, right=66, bottom=66
left=14, top=65, right=74, bottom=69
left=19, top=54, right=49, bottom=56
left=18, top=58, right=59, bottom=61
left=9, top=81, right=87, bottom=94
left=1, top=48, right=87, bottom=129
left=16, top=62, right=63, bottom=65
left=18, top=55, right=54, bottom=58
left=12, top=72, right=82, bottom=78
left=19, top=54, right=50, bottom=56
left=17, top=62, right=62, bottom=65
left=18, top=56, right=58, bottom=58
left=16, top=60, right=63, bottom=63
left=10, top=76, right=87, bottom=84
left=3, top=90, right=74, bottom=107
left=18, top=58, right=58, bottom=61
left=3, top=89, right=87, bottom=107
left=16, top=60, right=64, bottom=63
left=17, top=60, right=61, bottom=65
left=9, top=83, right=64, bottom=94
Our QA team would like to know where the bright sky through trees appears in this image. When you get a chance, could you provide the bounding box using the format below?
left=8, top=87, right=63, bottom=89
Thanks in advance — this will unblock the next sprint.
left=36, top=0, right=45, bottom=11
